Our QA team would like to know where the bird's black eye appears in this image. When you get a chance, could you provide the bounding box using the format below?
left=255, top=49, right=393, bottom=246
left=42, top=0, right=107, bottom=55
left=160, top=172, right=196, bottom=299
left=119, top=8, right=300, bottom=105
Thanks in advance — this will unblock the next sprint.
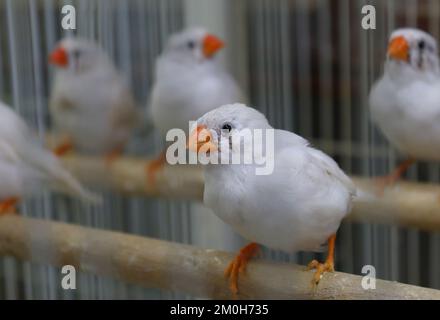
left=418, top=40, right=425, bottom=50
left=221, top=123, right=233, bottom=132
left=187, top=41, right=195, bottom=49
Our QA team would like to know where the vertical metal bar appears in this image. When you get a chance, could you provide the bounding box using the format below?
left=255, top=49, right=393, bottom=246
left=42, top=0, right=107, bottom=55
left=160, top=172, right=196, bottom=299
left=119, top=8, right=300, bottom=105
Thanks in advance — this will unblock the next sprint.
left=295, top=0, right=312, bottom=138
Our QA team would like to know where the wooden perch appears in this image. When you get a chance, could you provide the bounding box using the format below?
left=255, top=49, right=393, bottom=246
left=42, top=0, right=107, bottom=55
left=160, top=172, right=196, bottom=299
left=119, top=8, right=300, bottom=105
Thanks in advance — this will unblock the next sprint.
left=0, top=215, right=438, bottom=300
left=61, top=154, right=440, bottom=231
left=61, top=154, right=204, bottom=200
left=350, top=178, right=440, bottom=231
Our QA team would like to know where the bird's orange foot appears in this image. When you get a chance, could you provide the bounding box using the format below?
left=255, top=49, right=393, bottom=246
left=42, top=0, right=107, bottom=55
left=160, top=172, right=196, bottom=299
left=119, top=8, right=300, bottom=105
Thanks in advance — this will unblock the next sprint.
left=306, top=234, right=336, bottom=286
left=374, top=158, right=415, bottom=196
left=374, top=174, right=398, bottom=196
left=224, top=242, right=260, bottom=295
left=306, top=259, right=335, bottom=285
left=145, top=151, right=167, bottom=186
left=105, top=147, right=123, bottom=167
left=0, top=197, right=18, bottom=215
left=53, top=141, right=73, bottom=157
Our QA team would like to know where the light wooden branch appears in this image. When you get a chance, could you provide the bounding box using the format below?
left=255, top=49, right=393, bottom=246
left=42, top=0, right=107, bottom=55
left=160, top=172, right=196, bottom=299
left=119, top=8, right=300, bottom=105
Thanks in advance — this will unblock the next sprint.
left=0, top=215, right=438, bottom=299
left=61, top=154, right=204, bottom=200
left=61, top=154, right=440, bottom=231
left=350, top=178, right=440, bottom=231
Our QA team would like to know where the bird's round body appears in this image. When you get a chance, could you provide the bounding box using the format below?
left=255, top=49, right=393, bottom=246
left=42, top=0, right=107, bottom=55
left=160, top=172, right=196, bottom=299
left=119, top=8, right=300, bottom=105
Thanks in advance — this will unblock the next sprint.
left=370, top=28, right=440, bottom=161
left=0, top=101, right=97, bottom=203
left=149, top=28, right=244, bottom=136
left=193, top=104, right=355, bottom=253
left=49, top=37, right=138, bottom=154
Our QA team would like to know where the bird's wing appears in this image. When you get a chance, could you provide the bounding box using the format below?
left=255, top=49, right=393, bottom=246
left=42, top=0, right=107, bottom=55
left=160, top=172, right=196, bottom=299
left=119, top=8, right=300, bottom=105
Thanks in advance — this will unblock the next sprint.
left=274, top=129, right=356, bottom=197
left=396, top=80, right=440, bottom=120
left=306, top=147, right=356, bottom=197
left=110, top=85, right=141, bottom=130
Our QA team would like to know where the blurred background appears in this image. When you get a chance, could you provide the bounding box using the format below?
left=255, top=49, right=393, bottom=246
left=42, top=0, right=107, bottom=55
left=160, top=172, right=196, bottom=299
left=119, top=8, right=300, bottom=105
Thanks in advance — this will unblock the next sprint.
left=0, top=0, right=439, bottom=299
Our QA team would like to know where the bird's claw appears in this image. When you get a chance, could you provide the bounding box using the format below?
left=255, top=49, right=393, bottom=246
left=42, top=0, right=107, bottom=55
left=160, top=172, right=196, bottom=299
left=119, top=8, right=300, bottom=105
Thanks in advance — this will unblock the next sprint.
left=53, top=141, right=73, bottom=157
left=373, top=175, right=396, bottom=196
left=306, top=259, right=334, bottom=285
left=0, top=198, right=18, bottom=216
left=146, top=151, right=167, bottom=186
left=104, top=147, right=123, bottom=167
left=224, top=243, right=259, bottom=295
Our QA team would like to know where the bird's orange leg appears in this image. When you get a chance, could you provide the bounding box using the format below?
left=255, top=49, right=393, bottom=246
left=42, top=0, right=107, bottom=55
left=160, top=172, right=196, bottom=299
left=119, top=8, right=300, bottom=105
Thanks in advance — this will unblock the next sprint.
left=224, top=242, right=260, bottom=295
left=307, top=234, right=336, bottom=285
left=145, top=150, right=167, bottom=186
left=53, top=139, right=73, bottom=157
left=375, top=158, right=415, bottom=196
left=0, top=197, right=19, bottom=215
left=105, top=145, right=124, bottom=167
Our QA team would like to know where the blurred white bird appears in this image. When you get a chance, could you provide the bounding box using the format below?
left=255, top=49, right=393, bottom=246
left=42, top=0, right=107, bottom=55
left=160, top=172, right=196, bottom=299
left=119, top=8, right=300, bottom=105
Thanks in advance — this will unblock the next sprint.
left=147, top=27, right=245, bottom=183
left=49, top=37, right=139, bottom=161
left=188, top=103, right=356, bottom=294
left=370, top=28, right=440, bottom=189
left=0, top=101, right=99, bottom=214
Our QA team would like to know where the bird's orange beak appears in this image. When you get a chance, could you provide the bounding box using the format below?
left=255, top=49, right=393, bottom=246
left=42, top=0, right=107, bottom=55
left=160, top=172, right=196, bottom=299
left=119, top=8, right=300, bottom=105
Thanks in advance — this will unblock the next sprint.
left=49, top=46, right=68, bottom=67
left=187, top=125, right=218, bottom=154
left=387, top=36, right=409, bottom=62
left=202, top=34, right=224, bottom=58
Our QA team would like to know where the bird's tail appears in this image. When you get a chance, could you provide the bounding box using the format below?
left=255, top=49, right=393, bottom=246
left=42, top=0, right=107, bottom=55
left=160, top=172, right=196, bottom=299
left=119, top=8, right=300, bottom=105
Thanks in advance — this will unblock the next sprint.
left=352, top=188, right=375, bottom=203
left=23, top=143, right=102, bottom=204
left=48, top=163, right=102, bottom=204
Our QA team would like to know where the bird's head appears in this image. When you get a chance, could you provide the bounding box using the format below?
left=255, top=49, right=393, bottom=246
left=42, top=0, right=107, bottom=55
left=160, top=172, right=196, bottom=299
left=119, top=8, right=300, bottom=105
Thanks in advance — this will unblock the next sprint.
left=49, top=37, right=112, bottom=74
left=386, top=28, right=439, bottom=74
left=163, top=27, right=224, bottom=65
left=187, top=103, right=271, bottom=160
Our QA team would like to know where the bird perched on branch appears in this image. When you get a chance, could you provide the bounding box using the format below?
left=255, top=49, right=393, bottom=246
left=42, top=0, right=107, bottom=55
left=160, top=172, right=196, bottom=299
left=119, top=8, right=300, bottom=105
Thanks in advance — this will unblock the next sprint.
left=146, top=27, right=245, bottom=183
left=49, top=37, right=139, bottom=162
left=370, top=28, right=440, bottom=191
left=0, top=101, right=100, bottom=214
left=188, top=103, right=355, bottom=295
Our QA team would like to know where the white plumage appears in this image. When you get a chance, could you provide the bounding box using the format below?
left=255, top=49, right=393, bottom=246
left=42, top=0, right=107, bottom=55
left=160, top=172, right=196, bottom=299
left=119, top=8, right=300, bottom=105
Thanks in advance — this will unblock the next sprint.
left=370, top=28, right=440, bottom=161
left=49, top=37, right=138, bottom=154
left=0, top=101, right=98, bottom=203
left=149, top=27, right=245, bottom=136
left=196, top=104, right=355, bottom=253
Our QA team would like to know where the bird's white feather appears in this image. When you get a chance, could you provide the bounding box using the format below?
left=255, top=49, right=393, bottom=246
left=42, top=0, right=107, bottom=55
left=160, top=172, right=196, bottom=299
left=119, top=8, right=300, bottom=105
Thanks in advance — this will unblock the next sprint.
left=370, top=28, right=440, bottom=161
left=50, top=37, right=138, bottom=154
left=200, top=104, right=354, bottom=253
left=0, top=101, right=100, bottom=203
left=149, top=28, right=245, bottom=136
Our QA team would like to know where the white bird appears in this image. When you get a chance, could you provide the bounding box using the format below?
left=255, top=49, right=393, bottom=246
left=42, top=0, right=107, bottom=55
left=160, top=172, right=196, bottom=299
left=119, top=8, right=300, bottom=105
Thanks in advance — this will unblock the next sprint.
left=146, top=27, right=245, bottom=182
left=0, top=101, right=99, bottom=214
left=49, top=37, right=139, bottom=160
left=370, top=28, right=440, bottom=188
left=188, top=103, right=356, bottom=294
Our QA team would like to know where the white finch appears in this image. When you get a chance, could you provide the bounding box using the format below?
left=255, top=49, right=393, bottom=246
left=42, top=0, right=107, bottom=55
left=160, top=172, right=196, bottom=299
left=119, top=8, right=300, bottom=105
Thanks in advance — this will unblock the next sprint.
left=0, top=101, right=99, bottom=214
left=188, top=103, right=356, bottom=294
left=369, top=28, right=440, bottom=186
left=49, top=37, right=138, bottom=158
left=146, top=27, right=245, bottom=182
left=150, top=27, right=245, bottom=136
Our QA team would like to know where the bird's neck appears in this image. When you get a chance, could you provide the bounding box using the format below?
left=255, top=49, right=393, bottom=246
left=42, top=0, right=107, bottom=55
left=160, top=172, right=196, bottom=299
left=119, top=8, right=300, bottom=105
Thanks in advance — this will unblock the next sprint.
left=204, top=163, right=251, bottom=201
left=385, top=60, right=439, bottom=84
left=56, top=63, right=118, bottom=83
left=155, top=56, right=219, bottom=81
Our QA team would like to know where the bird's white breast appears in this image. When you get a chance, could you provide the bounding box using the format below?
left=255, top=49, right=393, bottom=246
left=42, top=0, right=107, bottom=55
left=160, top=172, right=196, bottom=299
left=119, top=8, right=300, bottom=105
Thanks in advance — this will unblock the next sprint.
left=150, top=62, right=243, bottom=136
left=51, top=70, right=133, bottom=153
left=370, top=73, right=440, bottom=161
left=203, top=146, right=352, bottom=253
